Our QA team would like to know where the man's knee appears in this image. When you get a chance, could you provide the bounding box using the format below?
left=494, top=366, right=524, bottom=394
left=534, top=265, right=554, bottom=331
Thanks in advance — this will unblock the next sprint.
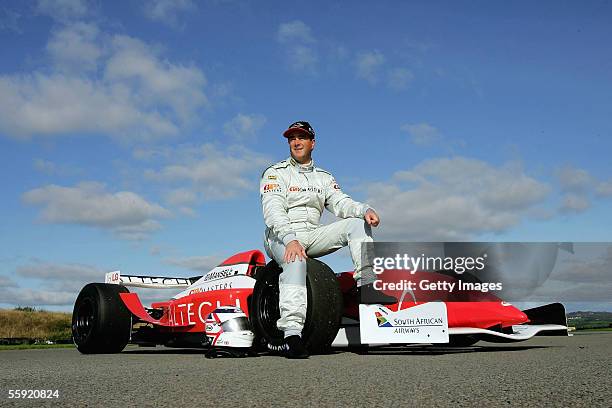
left=279, top=258, right=307, bottom=286
left=346, top=217, right=372, bottom=239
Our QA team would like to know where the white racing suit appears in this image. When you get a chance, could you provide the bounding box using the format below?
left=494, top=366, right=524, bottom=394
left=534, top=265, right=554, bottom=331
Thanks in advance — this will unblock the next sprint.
left=260, top=157, right=375, bottom=338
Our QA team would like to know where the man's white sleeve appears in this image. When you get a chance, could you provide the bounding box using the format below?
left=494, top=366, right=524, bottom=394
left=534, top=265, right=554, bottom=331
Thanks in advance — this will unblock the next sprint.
left=324, top=176, right=371, bottom=219
left=260, top=168, right=296, bottom=245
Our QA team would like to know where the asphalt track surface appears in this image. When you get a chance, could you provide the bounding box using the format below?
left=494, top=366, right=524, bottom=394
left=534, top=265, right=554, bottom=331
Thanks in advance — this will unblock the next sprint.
left=1, top=333, right=610, bottom=407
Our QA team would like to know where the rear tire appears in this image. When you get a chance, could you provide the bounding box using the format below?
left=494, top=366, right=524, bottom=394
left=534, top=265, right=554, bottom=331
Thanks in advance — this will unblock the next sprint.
left=72, top=283, right=132, bottom=354
left=250, top=259, right=342, bottom=354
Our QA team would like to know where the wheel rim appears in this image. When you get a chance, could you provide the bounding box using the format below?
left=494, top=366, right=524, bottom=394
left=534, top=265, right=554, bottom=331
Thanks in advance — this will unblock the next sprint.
left=256, top=279, right=283, bottom=340
left=73, top=298, right=95, bottom=343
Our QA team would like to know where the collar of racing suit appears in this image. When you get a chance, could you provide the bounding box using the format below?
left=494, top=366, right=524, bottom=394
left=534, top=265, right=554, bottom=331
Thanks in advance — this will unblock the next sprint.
left=289, top=157, right=314, bottom=173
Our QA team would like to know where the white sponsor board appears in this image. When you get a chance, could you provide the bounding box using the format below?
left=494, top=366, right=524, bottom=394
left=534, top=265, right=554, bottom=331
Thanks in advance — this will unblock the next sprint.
left=105, top=271, right=121, bottom=284
left=359, top=302, right=449, bottom=344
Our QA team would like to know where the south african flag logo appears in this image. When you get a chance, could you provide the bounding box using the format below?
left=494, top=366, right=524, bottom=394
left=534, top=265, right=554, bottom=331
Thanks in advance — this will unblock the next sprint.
left=375, top=311, right=393, bottom=327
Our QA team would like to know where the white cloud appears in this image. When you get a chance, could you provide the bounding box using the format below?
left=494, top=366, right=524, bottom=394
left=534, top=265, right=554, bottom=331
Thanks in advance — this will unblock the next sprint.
left=0, top=27, right=207, bottom=140
left=552, top=246, right=612, bottom=284
left=0, top=275, right=17, bottom=287
left=387, top=67, right=414, bottom=91
left=36, top=0, right=90, bottom=22
left=163, top=255, right=223, bottom=273
left=105, top=35, right=208, bottom=122
left=560, top=193, right=590, bottom=213
left=526, top=280, right=612, bottom=303
left=355, top=51, right=418, bottom=90
left=0, top=73, right=180, bottom=138
left=22, top=182, right=171, bottom=240
left=16, top=261, right=101, bottom=281
left=554, top=166, right=612, bottom=213
left=33, top=158, right=82, bottom=176
left=165, top=188, right=197, bottom=206
left=47, top=22, right=101, bottom=72
left=525, top=247, right=612, bottom=302
left=355, top=52, right=416, bottom=90
left=277, top=20, right=315, bottom=44
left=365, top=157, right=550, bottom=240
left=177, top=207, right=197, bottom=216
left=400, top=123, right=441, bottom=146
left=163, top=189, right=198, bottom=217
left=1, top=259, right=110, bottom=307
left=0, top=287, right=77, bottom=307
left=2, top=257, right=242, bottom=307
left=277, top=21, right=318, bottom=74
left=596, top=180, right=612, bottom=197
left=2, top=255, right=230, bottom=309
left=556, top=166, right=593, bottom=192
left=112, top=220, right=166, bottom=241
left=355, top=50, right=385, bottom=84
left=287, top=45, right=318, bottom=73
left=143, top=0, right=195, bottom=27
left=223, top=113, right=266, bottom=140
left=145, top=144, right=271, bottom=201
left=132, top=146, right=174, bottom=161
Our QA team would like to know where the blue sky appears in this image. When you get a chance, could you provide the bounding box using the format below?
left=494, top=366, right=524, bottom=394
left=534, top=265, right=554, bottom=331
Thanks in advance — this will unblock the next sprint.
left=0, top=0, right=610, bottom=311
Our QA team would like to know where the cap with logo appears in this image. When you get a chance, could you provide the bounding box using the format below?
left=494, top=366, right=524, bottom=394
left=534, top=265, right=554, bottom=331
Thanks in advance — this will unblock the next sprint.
left=283, top=121, right=315, bottom=138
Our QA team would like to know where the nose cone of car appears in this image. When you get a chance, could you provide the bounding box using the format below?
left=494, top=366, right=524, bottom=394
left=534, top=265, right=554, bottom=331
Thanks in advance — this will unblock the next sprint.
left=446, top=301, right=529, bottom=329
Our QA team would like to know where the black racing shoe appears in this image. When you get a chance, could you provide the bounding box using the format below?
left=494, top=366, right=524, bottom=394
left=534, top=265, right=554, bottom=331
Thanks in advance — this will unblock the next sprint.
left=357, top=283, right=397, bottom=305
left=284, top=335, right=309, bottom=359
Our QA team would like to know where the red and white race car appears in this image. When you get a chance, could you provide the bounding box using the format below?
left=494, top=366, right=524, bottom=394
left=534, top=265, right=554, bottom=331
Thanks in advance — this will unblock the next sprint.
left=72, top=250, right=568, bottom=355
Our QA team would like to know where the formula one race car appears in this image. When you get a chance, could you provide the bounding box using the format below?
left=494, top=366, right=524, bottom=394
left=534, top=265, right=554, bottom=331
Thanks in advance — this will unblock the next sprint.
left=72, top=250, right=569, bottom=355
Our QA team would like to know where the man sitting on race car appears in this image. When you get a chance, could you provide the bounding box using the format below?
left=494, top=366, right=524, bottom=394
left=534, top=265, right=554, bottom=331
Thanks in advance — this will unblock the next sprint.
left=260, top=121, right=395, bottom=359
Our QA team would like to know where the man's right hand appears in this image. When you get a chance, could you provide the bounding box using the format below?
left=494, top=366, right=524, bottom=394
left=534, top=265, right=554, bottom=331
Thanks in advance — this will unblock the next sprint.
left=284, top=240, right=307, bottom=263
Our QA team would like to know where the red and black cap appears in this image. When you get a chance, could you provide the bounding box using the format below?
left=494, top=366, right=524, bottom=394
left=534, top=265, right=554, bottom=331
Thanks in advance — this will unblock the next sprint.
left=283, top=121, right=315, bottom=138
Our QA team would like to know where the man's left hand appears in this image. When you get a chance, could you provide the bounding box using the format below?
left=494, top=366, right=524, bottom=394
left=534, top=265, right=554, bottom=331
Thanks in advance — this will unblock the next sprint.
left=364, top=209, right=380, bottom=227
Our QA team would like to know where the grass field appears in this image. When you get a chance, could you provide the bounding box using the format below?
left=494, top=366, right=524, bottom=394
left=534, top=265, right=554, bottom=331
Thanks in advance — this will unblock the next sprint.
left=0, top=308, right=71, bottom=342
left=576, top=327, right=612, bottom=332
left=0, top=343, right=75, bottom=350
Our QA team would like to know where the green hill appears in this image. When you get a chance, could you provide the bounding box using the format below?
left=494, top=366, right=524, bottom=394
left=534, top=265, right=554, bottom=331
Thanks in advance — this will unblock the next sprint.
left=567, top=311, right=612, bottom=329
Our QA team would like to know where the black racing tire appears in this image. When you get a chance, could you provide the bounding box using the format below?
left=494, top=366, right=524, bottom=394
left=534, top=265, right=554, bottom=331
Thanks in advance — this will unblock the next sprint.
left=447, top=335, right=480, bottom=347
left=72, top=283, right=132, bottom=354
left=250, top=259, right=342, bottom=354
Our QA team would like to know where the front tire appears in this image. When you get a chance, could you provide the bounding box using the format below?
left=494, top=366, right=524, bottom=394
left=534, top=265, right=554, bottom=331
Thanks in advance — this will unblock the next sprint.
left=72, top=283, right=132, bottom=354
left=250, top=259, right=342, bottom=354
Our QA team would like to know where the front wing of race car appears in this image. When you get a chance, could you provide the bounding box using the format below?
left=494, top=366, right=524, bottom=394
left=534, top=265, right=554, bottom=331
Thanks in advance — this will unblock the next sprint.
left=332, top=302, right=568, bottom=347
left=446, top=302, right=569, bottom=342
left=448, top=324, right=568, bottom=342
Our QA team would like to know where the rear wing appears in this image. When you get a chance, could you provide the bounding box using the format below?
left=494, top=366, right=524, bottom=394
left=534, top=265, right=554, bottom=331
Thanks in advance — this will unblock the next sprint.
left=105, top=271, right=191, bottom=289
left=103, top=250, right=266, bottom=290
